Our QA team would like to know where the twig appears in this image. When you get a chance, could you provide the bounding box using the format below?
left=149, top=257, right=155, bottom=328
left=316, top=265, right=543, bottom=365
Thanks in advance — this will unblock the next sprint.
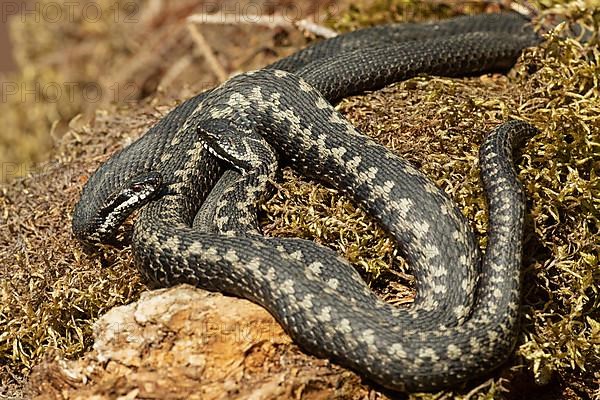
left=462, top=378, right=495, bottom=399
left=159, top=55, right=194, bottom=90
left=508, top=1, right=539, bottom=20
left=186, top=22, right=228, bottom=83
left=186, top=12, right=338, bottom=82
left=187, top=13, right=338, bottom=38
left=187, top=13, right=293, bottom=29
left=296, top=19, right=338, bottom=39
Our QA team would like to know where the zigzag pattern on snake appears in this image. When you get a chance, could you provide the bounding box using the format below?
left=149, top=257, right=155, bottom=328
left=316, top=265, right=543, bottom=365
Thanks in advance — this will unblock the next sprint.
left=72, top=12, right=541, bottom=392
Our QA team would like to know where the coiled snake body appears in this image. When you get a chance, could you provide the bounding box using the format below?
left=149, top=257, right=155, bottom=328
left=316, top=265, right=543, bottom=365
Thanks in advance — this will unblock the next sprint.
left=73, top=13, right=541, bottom=392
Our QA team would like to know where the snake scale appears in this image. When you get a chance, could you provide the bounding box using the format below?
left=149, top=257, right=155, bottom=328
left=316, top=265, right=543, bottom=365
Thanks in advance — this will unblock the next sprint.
left=72, top=12, right=541, bottom=392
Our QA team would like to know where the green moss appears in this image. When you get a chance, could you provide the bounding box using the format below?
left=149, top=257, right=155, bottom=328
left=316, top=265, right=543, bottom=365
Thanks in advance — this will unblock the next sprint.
left=509, top=10, right=600, bottom=389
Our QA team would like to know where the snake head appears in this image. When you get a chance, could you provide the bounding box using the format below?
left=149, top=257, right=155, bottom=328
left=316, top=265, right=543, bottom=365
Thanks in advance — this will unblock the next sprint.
left=198, top=118, right=276, bottom=174
left=72, top=171, right=162, bottom=245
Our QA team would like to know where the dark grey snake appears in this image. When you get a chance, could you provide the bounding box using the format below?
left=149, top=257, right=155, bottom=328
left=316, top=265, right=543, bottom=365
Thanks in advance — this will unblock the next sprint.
left=72, top=12, right=541, bottom=392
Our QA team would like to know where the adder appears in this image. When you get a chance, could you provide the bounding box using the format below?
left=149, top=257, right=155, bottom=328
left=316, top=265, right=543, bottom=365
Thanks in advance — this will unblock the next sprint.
left=72, top=12, right=541, bottom=391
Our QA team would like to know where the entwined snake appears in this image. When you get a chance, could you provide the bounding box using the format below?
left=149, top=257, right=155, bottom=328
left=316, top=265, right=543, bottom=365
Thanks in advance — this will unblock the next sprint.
left=72, top=12, right=541, bottom=392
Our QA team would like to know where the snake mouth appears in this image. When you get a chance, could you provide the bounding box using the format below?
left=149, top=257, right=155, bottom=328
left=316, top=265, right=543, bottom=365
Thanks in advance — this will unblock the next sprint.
left=201, top=140, right=253, bottom=173
left=198, top=123, right=233, bottom=162
left=202, top=140, right=233, bottom=166
left=202, top=141, right=225, bottom=161
left=75, top=171, right=163, bottom=244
